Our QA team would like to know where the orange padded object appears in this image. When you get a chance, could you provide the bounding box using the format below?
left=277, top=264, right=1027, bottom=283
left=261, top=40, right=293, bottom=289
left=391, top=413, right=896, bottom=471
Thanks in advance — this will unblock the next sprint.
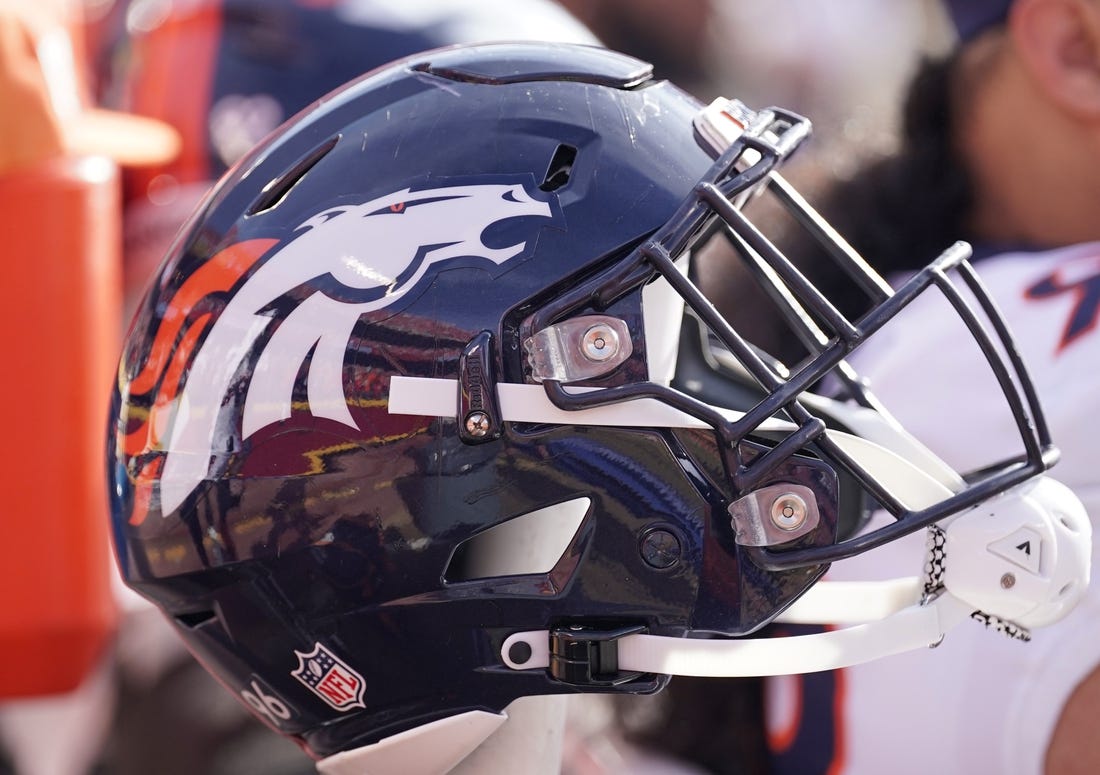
left=0, top=154, right=121, bottom=697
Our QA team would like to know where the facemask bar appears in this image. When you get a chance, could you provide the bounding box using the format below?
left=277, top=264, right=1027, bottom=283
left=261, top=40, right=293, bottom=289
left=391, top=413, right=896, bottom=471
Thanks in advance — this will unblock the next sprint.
left=529, top=104, right=1056, bottom=571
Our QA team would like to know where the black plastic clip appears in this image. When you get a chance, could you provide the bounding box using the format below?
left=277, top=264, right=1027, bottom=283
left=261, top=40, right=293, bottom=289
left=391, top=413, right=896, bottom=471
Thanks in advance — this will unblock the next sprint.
left=458, top=330, right=502, bottom=444
left=549, top=624, right=648, bottom=687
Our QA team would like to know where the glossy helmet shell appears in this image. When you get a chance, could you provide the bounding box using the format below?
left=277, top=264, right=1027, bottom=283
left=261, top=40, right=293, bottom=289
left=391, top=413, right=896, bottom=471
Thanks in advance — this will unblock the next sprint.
left=109, top=43, right=836, bottom=757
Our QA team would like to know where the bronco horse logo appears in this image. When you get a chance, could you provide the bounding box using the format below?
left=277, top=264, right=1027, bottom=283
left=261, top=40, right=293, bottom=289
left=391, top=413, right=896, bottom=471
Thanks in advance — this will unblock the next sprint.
left=131, top=180, right=556, bottom=516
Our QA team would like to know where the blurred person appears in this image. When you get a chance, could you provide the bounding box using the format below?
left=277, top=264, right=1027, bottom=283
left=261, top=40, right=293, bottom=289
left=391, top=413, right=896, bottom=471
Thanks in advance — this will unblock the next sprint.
left=756, top=1, right=1100, bottom=773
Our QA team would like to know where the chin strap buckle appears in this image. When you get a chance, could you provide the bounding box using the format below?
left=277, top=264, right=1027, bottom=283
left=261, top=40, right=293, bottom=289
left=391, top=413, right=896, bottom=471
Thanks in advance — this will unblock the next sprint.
left=547, top=624, right=649, bottom=687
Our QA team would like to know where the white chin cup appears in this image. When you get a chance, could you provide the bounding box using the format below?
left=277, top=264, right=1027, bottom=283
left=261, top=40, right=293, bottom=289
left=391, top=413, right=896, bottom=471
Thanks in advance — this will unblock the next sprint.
left=942, top=475, right=1091, bottom=629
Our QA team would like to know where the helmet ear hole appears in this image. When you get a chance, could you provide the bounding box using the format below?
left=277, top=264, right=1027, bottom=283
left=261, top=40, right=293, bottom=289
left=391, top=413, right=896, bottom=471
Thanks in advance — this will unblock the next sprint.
left=444, top=497, right=590, bottom=582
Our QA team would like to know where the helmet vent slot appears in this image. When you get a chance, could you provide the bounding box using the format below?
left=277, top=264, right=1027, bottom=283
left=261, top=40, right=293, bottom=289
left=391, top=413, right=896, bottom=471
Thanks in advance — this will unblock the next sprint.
left=444, top=497, right=590, bottom=581
left=540, top=144, right=577, bottom=191
left=247, top=135, right=340, bottom=216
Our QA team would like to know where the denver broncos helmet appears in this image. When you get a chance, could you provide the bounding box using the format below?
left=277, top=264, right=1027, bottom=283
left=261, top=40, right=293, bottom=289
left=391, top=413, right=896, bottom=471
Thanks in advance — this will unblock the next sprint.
left=108, top=42, right=1090, bottom=769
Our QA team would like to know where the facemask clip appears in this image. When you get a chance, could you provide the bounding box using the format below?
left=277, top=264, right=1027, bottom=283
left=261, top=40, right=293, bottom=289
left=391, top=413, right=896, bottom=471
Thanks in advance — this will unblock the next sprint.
left=525, top=315, right=633, bottom=383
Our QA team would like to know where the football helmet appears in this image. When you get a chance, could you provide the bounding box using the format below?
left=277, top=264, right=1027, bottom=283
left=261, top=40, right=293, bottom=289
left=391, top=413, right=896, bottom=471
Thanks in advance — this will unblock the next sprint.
left=108, top=42, right=1089, bottom=767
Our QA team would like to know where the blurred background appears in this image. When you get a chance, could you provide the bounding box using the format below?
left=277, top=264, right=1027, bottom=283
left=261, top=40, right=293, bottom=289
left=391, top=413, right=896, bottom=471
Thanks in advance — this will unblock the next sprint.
left=0, top=1, right=955, bottom=773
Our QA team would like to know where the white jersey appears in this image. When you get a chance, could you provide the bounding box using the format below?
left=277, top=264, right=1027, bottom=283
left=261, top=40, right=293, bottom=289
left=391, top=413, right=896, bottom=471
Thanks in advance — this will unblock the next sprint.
left=766, top=242, right=1100, bottom=775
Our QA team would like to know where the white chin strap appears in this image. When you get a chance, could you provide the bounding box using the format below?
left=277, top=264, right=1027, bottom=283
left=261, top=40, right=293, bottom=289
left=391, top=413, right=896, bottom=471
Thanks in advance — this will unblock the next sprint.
left=501, top=579, right=974, bottom=678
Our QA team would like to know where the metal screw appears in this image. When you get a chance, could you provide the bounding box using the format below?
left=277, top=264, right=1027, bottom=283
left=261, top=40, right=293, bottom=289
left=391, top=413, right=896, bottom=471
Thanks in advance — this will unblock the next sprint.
left=770, top=493, right=808, bottom=532
left=641, top=528, right=681, bottom=569
left=465, top=411, right=491, bottom=437
left=1001, top=572, right=1016, bottom=590
left=581, top=324, right=619, bottom=362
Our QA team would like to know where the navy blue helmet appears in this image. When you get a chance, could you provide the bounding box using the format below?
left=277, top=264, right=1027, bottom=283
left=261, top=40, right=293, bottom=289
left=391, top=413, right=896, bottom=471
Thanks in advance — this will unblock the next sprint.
left=108, top=42, right=1074, bottom=765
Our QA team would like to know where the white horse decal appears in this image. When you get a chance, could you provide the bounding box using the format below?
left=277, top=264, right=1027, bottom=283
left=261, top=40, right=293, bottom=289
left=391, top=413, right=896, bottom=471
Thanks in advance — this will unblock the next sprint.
left=159, top=181, right=554, bottom=513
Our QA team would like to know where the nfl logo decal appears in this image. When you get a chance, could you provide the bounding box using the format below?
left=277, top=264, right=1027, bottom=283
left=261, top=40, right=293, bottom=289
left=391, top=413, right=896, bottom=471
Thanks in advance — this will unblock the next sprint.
left=292, top=642, right=366, bottom=711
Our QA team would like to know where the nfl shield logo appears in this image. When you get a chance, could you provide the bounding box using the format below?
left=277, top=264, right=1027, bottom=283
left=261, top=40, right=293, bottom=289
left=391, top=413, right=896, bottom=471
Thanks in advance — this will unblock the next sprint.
left=291, top=642, right=366, bottom=711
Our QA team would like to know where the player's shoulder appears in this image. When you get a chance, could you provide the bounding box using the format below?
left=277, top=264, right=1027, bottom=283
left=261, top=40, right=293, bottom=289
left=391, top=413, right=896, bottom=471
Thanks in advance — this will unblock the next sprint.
left=975, top=241, right=1100, bottom=356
